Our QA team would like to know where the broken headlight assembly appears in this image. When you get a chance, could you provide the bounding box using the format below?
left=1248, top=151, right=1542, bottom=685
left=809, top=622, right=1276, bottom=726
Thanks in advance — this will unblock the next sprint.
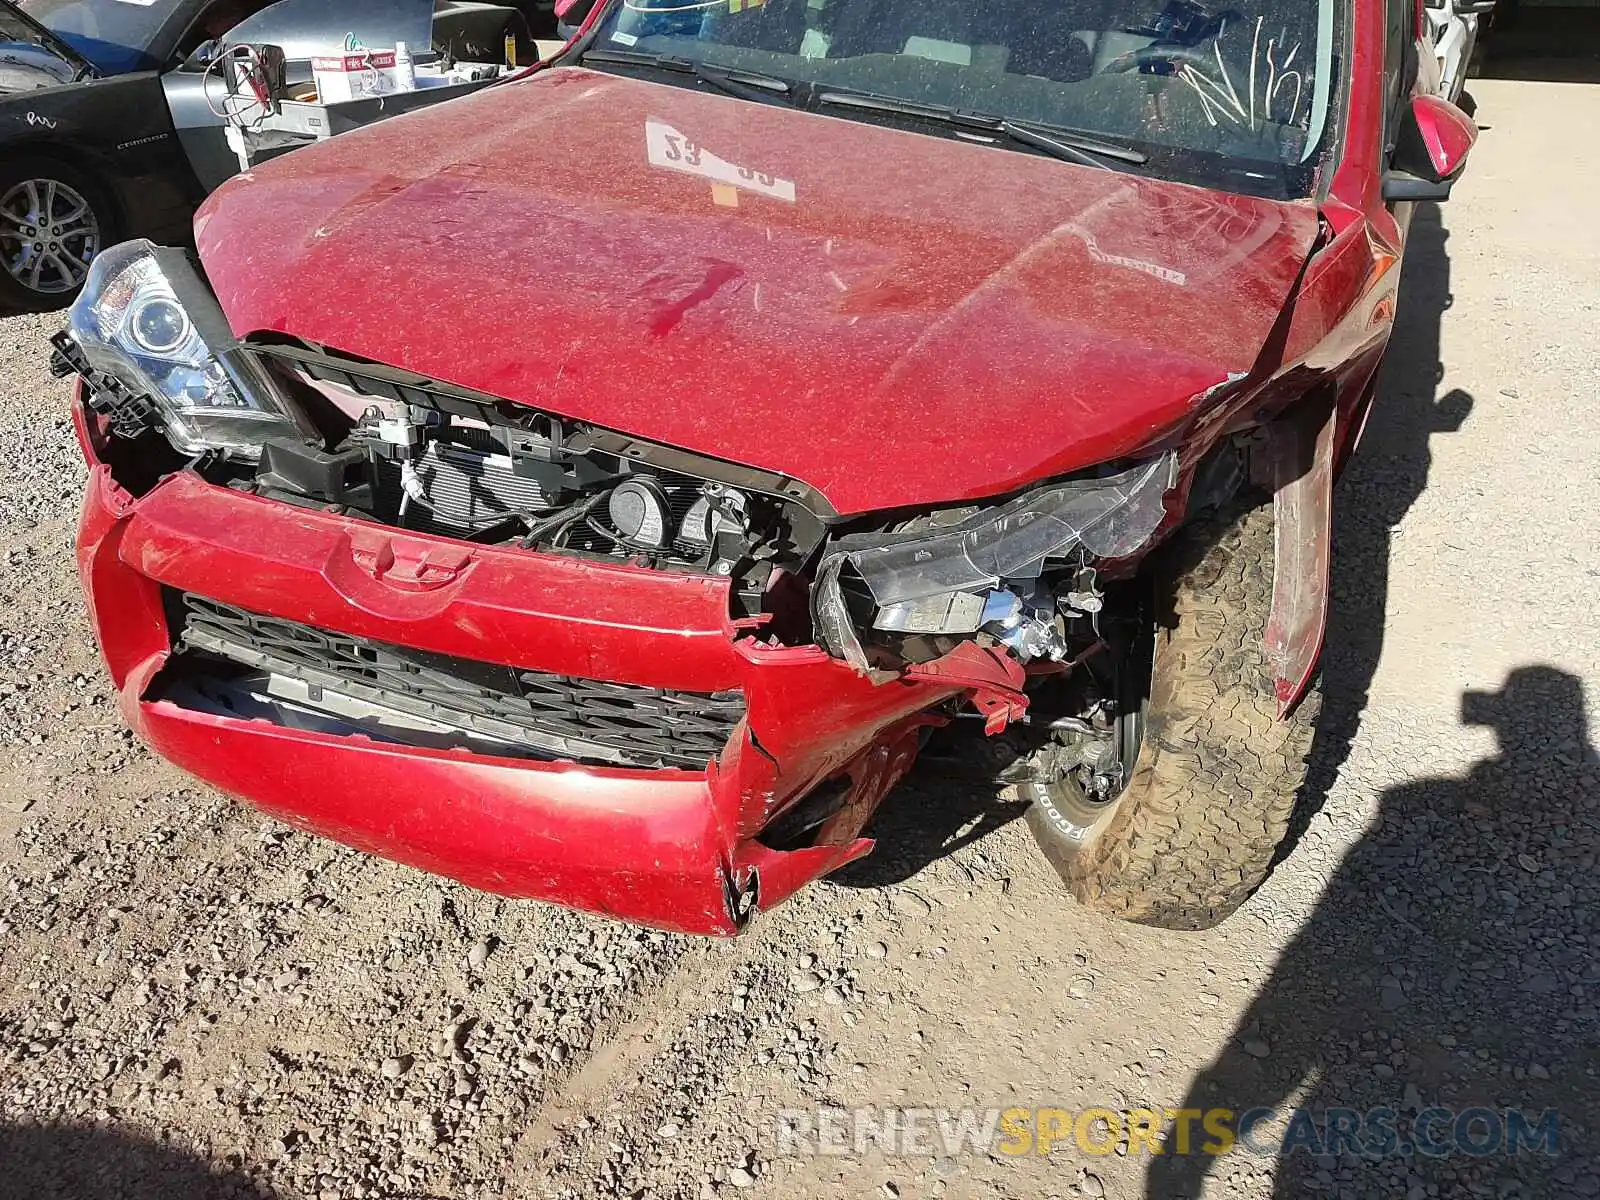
left=58, top=239, right=314, bottom=460
left=813, top=453, right=1177, bottom=671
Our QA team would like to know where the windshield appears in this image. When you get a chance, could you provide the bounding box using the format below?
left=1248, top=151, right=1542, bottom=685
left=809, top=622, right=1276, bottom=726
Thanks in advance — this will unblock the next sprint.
left=17, top=0, right=186, bottom=72
left=0, top=5, right=83, bottom=86
left=588, top=0, right=1338, bottom=193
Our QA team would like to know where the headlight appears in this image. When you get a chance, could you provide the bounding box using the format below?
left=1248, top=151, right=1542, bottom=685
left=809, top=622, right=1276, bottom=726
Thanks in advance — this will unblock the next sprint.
left=813, top=453, right=1176, bottom=669
left=63, top=239, right=313, bottom=460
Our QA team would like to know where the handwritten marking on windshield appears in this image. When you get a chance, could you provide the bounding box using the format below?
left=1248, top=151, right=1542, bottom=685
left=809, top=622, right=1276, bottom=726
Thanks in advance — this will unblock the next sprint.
left=1177, top=17, right=1305, bottom=131
left=25, top=113, right=57, bottom=130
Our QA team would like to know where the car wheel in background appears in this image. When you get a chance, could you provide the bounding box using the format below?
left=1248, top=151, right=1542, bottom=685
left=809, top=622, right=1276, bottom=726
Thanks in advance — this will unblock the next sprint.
left=0, top=157, right=114, bottom=311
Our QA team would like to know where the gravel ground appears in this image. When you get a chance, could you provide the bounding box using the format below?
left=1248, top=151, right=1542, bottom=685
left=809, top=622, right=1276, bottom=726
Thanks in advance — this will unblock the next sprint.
left=3, top=77, right=1600, bottom=1200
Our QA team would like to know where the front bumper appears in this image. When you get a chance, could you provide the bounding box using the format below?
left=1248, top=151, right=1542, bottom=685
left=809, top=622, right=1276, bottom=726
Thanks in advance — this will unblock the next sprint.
left=71, top=392, right=954, bottom=935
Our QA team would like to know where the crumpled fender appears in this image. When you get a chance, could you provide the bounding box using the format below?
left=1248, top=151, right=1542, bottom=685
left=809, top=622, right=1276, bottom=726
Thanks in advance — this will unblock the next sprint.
left=1263, top=390, right=1338, bottom=717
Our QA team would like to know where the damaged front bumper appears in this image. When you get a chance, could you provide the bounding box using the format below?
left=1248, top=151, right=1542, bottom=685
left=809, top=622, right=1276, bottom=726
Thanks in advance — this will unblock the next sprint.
left=70, top=389, right=956, bottom=935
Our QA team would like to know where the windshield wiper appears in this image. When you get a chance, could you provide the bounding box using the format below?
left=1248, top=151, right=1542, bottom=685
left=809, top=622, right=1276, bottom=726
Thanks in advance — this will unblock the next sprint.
left=812, top=88, right=1148, bottom=169
left=580, top=49, right=796, bottom=104
left=576, top=53, right=1147, bottom=169
left=996, top=120, right=1150, bottom=167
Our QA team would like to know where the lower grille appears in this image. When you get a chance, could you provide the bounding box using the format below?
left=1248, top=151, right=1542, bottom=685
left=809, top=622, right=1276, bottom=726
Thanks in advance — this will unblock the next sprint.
left=165, top=593, right=745, bottom=770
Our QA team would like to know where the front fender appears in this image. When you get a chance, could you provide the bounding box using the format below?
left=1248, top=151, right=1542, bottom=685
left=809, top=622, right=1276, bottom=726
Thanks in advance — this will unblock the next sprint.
left=1263, top=392, right=1337, bottom=717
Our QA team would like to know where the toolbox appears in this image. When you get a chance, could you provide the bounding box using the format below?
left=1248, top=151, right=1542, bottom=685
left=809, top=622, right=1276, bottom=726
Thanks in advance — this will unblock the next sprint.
left=222, top=62, right=507, bottom=168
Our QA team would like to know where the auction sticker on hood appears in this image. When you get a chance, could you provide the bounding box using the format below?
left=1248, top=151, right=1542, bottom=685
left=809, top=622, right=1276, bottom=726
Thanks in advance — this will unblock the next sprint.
left=645, top=120, right=795, bottom=203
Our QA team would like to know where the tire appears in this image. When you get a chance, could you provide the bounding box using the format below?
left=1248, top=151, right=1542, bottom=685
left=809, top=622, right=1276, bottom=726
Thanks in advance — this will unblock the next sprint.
left=0, top=155, right=115, bottom=312
left=1024, top=501, right=1318, bottom=930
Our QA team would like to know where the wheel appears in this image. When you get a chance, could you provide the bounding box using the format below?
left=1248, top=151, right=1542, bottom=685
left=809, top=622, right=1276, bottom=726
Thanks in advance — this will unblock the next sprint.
left=1023, top=501, right=1318, bottom=930
left=0, top=156, right=114, bottom=311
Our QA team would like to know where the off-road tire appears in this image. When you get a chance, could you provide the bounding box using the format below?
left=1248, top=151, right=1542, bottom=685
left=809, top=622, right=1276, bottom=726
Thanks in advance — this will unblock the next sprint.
left=1024, top=501, right=1319, bottom=929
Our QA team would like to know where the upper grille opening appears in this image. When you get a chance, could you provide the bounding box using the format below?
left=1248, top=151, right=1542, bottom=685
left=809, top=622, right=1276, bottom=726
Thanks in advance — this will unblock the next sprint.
left=152, top=593, right=746, bottom=772
left=253, top=349, right=827, bottom=625
left=367, top=426, right=713, bottom=557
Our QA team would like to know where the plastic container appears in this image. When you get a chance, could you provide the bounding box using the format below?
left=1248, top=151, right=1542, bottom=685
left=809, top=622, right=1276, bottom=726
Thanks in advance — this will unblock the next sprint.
left=393, top=40, right=416, bottom=91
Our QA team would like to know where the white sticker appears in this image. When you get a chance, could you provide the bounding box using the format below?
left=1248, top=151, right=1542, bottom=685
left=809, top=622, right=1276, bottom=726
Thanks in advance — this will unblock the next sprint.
left=110, top=0, right=161, bottom=7
left=610, top=30, right=639, bottom=45
left=644, top=119, right=795, bottom=202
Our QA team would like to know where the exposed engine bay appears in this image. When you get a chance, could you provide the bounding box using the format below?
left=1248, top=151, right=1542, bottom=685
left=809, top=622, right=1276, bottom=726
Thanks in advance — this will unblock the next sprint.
left=240, top=344, right=833, bottom=627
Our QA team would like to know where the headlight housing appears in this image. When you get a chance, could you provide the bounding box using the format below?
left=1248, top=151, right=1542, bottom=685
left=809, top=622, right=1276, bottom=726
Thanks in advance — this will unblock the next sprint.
left=62, top=239, right=313, bottom=460
left=813, top=453, right=1176, bottom=669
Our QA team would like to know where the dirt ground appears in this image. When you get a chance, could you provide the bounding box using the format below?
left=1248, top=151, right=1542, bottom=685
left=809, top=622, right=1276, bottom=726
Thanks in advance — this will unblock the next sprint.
left=3, top=77, right=1600, bottom=1200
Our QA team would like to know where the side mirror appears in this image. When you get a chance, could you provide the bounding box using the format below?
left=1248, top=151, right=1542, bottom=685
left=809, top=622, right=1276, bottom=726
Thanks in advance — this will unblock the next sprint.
left=1454, top=0, right=1498, bottom=12
left=1382, top=94, right=1477, bottom=202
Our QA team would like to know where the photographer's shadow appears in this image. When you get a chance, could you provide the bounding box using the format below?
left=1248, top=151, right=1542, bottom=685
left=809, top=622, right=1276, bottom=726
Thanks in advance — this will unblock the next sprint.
left=0, top=1122, right=277, bottom=1200
left=1148, top=665, right=1600, bottom=1198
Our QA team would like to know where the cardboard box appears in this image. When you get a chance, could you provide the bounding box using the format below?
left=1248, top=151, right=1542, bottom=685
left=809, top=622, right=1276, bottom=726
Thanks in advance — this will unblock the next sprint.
left=310, top=49, right=400, bottom=103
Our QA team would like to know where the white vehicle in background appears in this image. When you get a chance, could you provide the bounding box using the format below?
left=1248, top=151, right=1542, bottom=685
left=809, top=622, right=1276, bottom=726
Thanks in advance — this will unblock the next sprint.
left=1425, top=0, right=1496, bottom=103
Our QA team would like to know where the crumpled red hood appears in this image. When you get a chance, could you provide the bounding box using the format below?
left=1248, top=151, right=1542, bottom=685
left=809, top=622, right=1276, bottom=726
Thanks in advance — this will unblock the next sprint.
left=196, top=67, right=1319, bottom=515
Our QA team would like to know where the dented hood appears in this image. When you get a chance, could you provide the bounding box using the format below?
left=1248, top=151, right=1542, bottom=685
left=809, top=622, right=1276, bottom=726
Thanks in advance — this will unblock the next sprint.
left=196, top=67, right=1319, bottom=515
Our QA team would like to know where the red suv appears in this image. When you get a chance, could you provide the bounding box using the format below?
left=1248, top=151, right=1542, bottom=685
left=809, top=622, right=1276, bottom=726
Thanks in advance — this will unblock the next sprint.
left=54, top=0, right=1473, bottom=934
